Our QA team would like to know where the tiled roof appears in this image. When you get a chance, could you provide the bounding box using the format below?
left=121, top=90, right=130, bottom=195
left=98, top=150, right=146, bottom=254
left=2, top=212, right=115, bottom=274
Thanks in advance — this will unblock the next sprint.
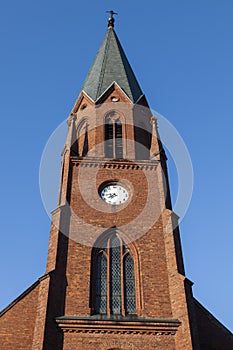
left=82, top=28, right=143, bottom=103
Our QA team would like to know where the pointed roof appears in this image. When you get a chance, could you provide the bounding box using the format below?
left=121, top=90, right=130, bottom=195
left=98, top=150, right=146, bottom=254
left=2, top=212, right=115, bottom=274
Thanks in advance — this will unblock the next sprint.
left=82, top=27, right=143, bottom=103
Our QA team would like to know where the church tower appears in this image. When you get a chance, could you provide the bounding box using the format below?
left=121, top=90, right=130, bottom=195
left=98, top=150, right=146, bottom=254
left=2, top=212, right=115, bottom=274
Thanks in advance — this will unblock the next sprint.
left=1, top=12, right=233, bottom=350
left=41, top=12, right=195, bottom=350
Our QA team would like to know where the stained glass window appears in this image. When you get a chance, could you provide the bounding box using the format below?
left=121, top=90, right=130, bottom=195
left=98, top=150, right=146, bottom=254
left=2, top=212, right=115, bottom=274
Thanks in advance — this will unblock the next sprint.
left=92, top=233, right=136, bottom=316
left=95, top=253, right=107, bottom=314
left=110, top=236, right=122, bottom=314
left=124, top=254, right=136, bottom=314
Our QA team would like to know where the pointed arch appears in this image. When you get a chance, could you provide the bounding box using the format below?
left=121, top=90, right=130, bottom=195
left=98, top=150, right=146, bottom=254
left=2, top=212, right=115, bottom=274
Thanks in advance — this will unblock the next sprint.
left=104, top=112, right=123, bottom=159
left=77, top=118, right=89, bottom=157
left=90, top=228, right=139, bottom=316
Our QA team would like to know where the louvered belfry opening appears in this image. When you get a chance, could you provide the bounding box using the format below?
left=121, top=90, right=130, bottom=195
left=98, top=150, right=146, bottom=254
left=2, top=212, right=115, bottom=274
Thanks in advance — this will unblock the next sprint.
left=115, top=119, right=123, bottom=158
left=105, top=118, right=114, bottom=158
left=92, top=231, right=136, bottom=316
left=104, top=112, right=123, bottom=159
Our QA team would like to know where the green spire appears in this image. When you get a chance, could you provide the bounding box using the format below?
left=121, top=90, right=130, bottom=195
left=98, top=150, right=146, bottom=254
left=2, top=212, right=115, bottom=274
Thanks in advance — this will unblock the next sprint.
left=82, top=26, right=143, bottom=103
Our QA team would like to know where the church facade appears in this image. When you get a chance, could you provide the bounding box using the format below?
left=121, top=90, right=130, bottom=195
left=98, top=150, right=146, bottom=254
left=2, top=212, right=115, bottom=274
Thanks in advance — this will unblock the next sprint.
left=0, top=14, right=233, bottom=350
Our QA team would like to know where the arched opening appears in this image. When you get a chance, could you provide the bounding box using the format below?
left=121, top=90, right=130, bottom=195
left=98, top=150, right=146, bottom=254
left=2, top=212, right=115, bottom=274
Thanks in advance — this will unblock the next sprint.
left=77, top=119, right=89, bottom=157
left=91, top=230, right=136, bottom=316
left=104, top=112, right=123, bottom=159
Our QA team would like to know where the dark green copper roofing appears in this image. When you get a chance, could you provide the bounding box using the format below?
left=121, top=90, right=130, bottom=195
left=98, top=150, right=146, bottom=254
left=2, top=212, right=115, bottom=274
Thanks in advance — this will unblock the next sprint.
left=82, top=28, right=143, bottom=103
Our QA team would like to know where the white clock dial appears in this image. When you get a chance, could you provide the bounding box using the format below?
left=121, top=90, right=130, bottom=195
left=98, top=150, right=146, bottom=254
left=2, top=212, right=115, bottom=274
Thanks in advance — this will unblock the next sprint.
left=101, top=184, right=128, bottom=205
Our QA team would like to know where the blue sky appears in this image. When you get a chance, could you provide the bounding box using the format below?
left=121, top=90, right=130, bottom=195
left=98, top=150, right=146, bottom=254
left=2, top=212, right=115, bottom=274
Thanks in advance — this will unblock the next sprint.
left=0, top=0, right=233, bottom=331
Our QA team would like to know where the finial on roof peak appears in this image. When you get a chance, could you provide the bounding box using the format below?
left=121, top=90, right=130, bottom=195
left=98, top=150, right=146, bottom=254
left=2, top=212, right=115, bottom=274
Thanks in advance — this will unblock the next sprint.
left=106, top=10, right=118, bottom=28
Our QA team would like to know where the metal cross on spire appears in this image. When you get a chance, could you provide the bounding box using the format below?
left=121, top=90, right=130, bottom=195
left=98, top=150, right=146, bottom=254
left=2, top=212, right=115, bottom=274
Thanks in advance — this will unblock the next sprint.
left=106, top=10, right=118, bottom=28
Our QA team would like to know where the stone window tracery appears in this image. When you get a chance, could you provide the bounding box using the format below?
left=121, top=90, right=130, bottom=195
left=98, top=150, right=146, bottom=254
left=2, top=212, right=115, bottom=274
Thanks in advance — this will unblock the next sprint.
left=92, top=232, right=136, bottom=316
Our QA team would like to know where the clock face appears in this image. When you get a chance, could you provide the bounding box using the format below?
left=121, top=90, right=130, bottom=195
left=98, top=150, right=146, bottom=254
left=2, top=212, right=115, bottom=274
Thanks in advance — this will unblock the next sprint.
left=100, top=184, right=128, bottom=205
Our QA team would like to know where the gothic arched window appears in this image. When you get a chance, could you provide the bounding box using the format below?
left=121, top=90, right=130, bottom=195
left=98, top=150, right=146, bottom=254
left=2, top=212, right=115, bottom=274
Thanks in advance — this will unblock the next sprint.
left=77, top=120, right=88, bottom=157
left=95, top=253, right=107, bottom=314
left=91, top=232, right=136, bottom=316
left=104, top=113, right=123, bottom=159
left=124, top=254, right=136, bottom=314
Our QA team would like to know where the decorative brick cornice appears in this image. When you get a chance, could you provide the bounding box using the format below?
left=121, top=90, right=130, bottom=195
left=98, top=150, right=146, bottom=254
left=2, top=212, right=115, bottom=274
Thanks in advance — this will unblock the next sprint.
left=56, top=317, right=181, bottom=335
left=70, top=157, right=159, bottom=171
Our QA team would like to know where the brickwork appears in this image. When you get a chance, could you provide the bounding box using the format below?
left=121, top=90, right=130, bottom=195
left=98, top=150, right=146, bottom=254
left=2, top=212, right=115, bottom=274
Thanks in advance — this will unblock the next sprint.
left=1, top=27, right=233, bottom=350
left=32, top=274, right=50, bottom=350
left=61, top=159, right=173, bottom=319
left=0, top=282, right=39, bottom=350
left=62, top=331, right=176, bottom=350
left=161, top=210, right=194, bottom=350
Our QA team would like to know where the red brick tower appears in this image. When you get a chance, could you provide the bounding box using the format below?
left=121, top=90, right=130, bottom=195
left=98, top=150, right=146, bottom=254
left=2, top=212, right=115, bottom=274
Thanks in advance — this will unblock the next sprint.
left=1, top=13, right=233, bottom=350
left=36, top=13, right=195, bottom=350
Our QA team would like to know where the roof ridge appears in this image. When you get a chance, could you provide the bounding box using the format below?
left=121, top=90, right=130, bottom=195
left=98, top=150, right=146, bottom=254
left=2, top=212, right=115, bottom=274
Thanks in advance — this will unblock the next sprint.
left=81, top=28, right=143, bottom=103
left=114, top=32, right=143, bottom=100
left=111, top=29, right=134, bottom=101
left=96, top=28, right=112, bottom=99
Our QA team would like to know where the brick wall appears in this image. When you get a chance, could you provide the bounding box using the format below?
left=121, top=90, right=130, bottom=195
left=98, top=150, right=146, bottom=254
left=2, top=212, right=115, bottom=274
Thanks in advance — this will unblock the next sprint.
left=0, top=281, right=39, bottom=350
left=63, top=331, right=176, bottom=350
